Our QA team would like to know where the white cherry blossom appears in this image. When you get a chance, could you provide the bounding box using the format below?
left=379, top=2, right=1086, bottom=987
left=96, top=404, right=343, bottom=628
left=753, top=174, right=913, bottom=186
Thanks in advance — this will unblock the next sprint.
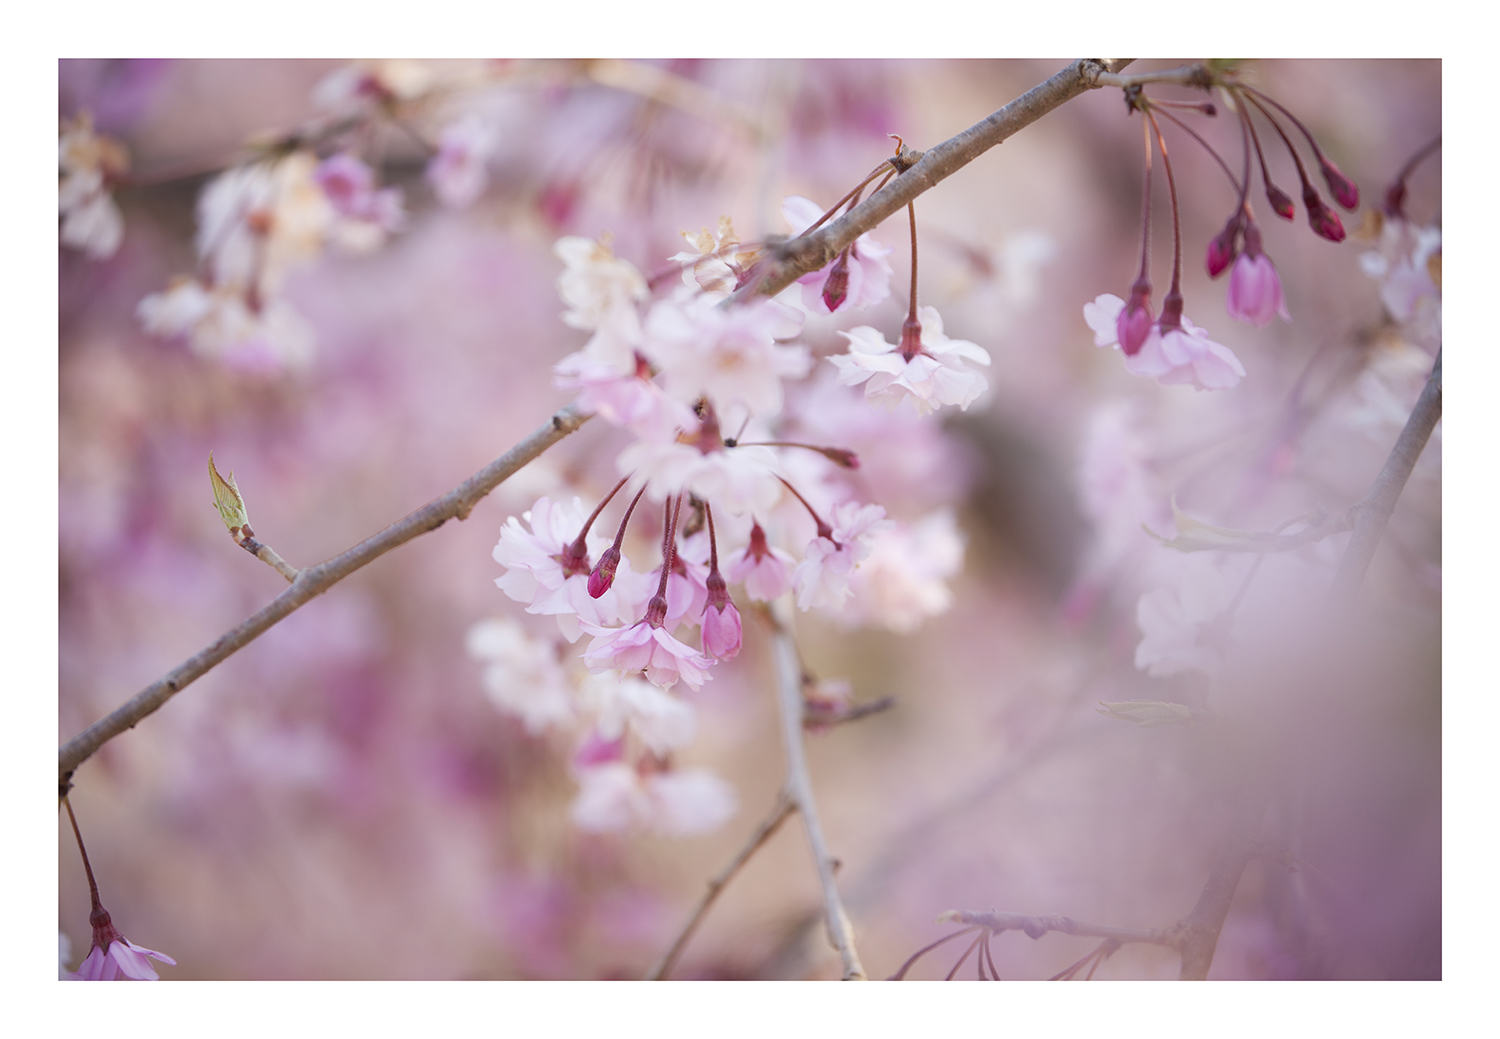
left=830, top=306, right=990, bottom=414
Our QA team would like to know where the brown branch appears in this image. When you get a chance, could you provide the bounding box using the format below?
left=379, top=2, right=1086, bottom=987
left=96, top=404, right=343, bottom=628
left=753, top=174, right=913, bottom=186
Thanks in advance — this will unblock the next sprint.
left=58, top=403, right=591, bottom=788
left=1094, top=64, right=1214, bottom=90
left=646, top=791, right=797, bottom=980
left=734, top=58, right=1135, bottom=302
left=237, top=534, right=299, bottom=583
left=768, top=599, right=866, bottom=979
left=1331, top=348, right=1442, bottom=599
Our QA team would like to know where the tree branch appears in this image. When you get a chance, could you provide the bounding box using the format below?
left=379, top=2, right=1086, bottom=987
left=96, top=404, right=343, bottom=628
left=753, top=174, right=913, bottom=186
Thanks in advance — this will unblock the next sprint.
left=646, top=791, right=796, bottom=980
left=1331, top=348, right=1442, bottom=599
left=768, top=599, right=867, bottom=979
left=737, top=58, right=1135, bottom=301
left=58, top=403, right=591, bottom=789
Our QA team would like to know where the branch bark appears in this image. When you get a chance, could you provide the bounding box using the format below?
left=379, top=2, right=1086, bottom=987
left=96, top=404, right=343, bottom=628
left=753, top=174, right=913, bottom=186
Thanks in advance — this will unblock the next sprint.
left=646, top=791, right=796, bottom=980
left=768, top=599, right=866, bottom=979
left=737, top=58, right=1135, bottom=301
left=58, top=404, right=591, bottom=789
left=1331, top=348, right=1442, bottom=599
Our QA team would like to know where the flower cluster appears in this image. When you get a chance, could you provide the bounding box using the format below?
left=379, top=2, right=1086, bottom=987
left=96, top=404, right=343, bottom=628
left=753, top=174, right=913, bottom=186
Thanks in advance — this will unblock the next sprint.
left=59, top=113, right=129, bottom=260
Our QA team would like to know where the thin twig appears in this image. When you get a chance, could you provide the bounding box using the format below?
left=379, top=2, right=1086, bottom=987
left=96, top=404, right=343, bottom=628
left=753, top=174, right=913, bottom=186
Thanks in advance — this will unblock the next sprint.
left=238, top=536, right=299, bottom=583
left=58, top=404, right=591, bottom=787
left=646, top=791, right=797, bottom=980
left=1331, top=348, right=1442, bottom=599
left=768, top=599, right=866, bottom=979
left=734, top=58, right=1135, bottom=302
left=1095, top=64, right=1214, bottom=90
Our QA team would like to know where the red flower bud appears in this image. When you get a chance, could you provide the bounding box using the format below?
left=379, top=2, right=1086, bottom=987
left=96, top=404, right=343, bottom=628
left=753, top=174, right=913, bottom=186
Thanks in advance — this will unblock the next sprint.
left=1319, top=159, right=1360, bottom=211
left=1304, top=186, right=1346, bottom=243
left=588, top=545, right=621, bottom=598
left=1266, top=183, right=1296, bottom=221
left=822, top=250, right=851, bottom=312
left=1206, top=215, right=1243, bottom=278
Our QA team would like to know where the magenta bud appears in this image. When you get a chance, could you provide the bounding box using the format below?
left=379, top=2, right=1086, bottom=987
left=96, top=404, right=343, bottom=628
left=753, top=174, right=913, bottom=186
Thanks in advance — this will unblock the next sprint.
left=822, top=251, right=851, bottom=312
left=705, top=569, right=730, bottom=611
left=1206, top=216, right=1242, bottom=278
left=1117, top=278, right=1154, bottom=356
left=1304, top=187, right=1346, bottom=243
left=1266, top=183, right=1296, bottom=221
left=1320, top=159, right=1360, bottom=211
left=644, top=592, right=668, bottom=628
left=588, top=546, right=621, bottom=598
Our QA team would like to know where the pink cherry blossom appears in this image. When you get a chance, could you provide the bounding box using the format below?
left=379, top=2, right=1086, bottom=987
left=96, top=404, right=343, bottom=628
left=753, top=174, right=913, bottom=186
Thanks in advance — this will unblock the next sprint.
left=782, top=195, right=894, bottom=314
left=1225, top=251, right=1290, bottom=327
left=616, top=437, right=783, bottom=517
left=840, top=510, right=963, bottom=632
left=314, top=153, right=405, bottom=231
left=578, top=671, right=697, bottom=755
left=570, top=763, right=736, bottom=835
left=1135, top=559, right=1234, bottom=677
left=582, top=620, right=715, bottom=691
left=426, top=114, right=496, bottom=209
left=724, top=521, right=795, bottom=601
left=641, top=295, right=809, bottom=419
left=830, top=306, right=990, bottom=415
left=1084, top=295, right=1246, bottom=391
left=68, top=934, right=176, bottom=981
left=493, top=497, right=624, bottom=642
left=553, top=350, right=697, bottom=439
left=792, top=501, right=893, bottom=611
left=465, top=617, right=576, bottom=734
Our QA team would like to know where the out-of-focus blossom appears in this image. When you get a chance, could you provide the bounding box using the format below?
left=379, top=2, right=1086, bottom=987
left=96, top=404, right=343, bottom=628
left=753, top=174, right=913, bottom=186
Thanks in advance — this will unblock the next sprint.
left=553, top=350, right=696, bottom=438
left=315, top=153, right=406, bottom=237
left=58, top=113, right=129, bottom=259
left=830, top=306, right=990, bottom=414
left=840, top=510, right=964, bottom=632
left=616, top=437, right=782, bottom=516
left=583, top=620, right=715, bottom=691
left=136, top=280, right=315, bottom=371
left=724, top=521, right=795, bottom=602
left=792, top=501, right=892, bottom=611
left=578, top=671, right=696, bottom=755
left=427, top=114, right=498, bottom=210
left=555, top=235, right=649, bottom=339
left=312, top=60, right=436, bottom=117
left=1361, top=217, right=1441, bottom=341
left=59, top=933, right=73, bottom=981
left=1084, top=294, right=1246, bottom=391
left=571, top=763, right=736, bottom=836
left=493, top=497, right=625, bottom=642
left=641, top=295, right=808, bottom=419
left=465, top=617, right=576, bottom=734
left=1135, top=558, right=1234, bottom=677
left=782, top=195, right=893, bottom=314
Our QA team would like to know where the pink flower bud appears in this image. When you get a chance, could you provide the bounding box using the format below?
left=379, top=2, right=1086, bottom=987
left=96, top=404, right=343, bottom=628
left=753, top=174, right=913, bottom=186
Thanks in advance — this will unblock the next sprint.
left=1116, top=278, right=1154, bottom=356
left=701, top=599, right=742, bottom=660
left=1205, top=216, right=1242, bottom=279
left=1319, top=159, right=1360, bottom=211
left=589, top=546, right=621, bottom=598
left=1304, top=187, right=1346, bottom=243
left=822, top=250, right=851, bottom=312
left=1266, top=184, right=1295, bottom=221
left=1226, top=251, right=1288, bottom=327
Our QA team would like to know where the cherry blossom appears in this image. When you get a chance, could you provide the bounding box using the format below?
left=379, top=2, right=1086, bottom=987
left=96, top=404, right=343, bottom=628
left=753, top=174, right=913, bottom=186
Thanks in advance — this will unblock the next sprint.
left=782, top=195, right=894, bottom=314
left=668, top=216, right=764, bottom=295
left=1224, top=224, right=1289, bottom=328
left=554, top=235, right=649, bottom=342
left=830, top=306, right=990, bottom=414
left=493, top=497, right=625, bottom=642
left=1084, top=294, right=1246, bottom=391
left=724, top=521, right=795, bottom=602
left=640, top=295, right=809, bottom=419
left=616, top=435, right=783, bottom=517
left=578, top=671, right=696, bottom=755
left=68, top=936, right=177, bottom=981
left=314, top=153, right=405, bottom=234
left=1134, top=559, right=1234, bottom=678
left=570, top=763, right=737, bottom=836
left=465, top=617, right=576, bottom=734
left=582, top=619, right=715, bottom=691
left=427, top=114, right=497, bottom=210
left=792, top=501, right=893, bottom=611
left=58, top=113, right=128, bottom=259
left=840, top=510, right=964, bottom=632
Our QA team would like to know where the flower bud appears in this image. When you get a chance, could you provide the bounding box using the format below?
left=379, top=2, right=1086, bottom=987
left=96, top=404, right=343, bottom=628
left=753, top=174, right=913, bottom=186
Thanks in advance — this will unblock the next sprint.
left=1304, top=187, right=1346, bottom=243
left=1266, top=183, right=1296, bottom=221
left=588, top=545, right=621, bottom=598
left=701, top=597, right=742, bottom=660
left=1319, top=158, right=1360, bottom=211
left=1206, top=215, right=1242, bottom=278
left=1116, top=277, right=1154, bottom=356
left=822, top=250, right=851, bottom=312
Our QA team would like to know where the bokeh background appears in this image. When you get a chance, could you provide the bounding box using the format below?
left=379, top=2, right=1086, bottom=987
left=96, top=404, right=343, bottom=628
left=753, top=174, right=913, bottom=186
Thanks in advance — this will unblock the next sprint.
left=58, top=59, right=1440, bottom=980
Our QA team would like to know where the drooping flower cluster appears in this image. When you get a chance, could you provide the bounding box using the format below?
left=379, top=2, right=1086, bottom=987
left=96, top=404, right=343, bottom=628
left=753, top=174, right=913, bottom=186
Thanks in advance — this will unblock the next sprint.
left=59, top=113, right=129, bottom=260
